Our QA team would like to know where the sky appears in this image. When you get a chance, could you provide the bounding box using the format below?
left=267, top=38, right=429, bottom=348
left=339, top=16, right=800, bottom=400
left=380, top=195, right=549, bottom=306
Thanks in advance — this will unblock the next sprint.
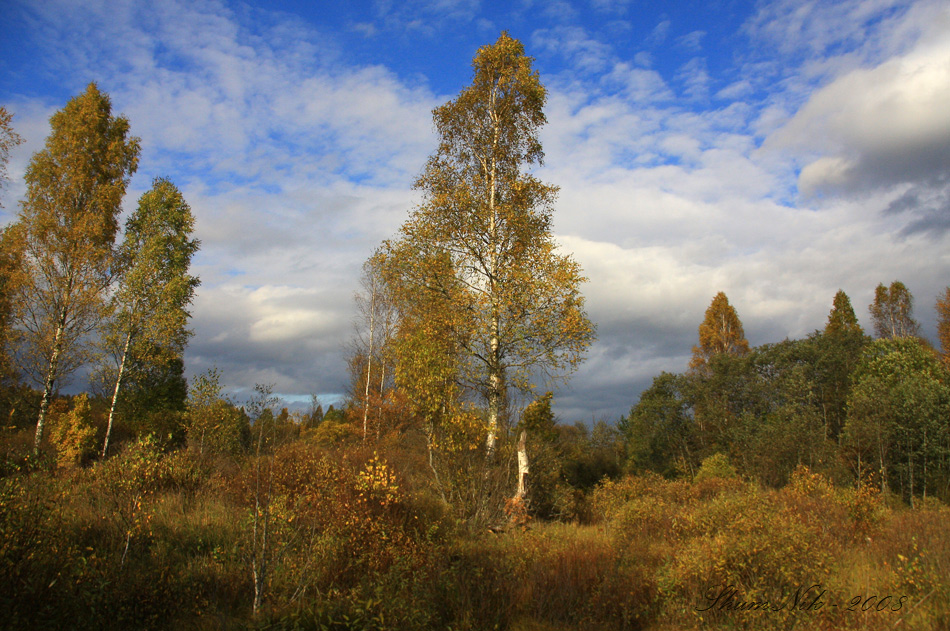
left=1, top=0, right=949, bottom=422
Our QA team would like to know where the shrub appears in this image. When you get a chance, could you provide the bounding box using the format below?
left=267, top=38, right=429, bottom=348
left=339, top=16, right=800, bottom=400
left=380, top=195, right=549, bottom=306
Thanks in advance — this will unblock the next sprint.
left=50, top=394, right=98, bottom=467
left=694, top=452, right=738, bottom=482
left=659, top=486, right=842, bottom=629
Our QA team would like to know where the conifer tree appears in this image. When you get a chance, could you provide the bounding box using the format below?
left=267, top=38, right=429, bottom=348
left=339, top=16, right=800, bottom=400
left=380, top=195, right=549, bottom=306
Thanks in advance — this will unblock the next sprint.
left=101, top=178, right=200, bottom=456
left=11, top=83, right=140, bottom=454
left=689, top=292, right=750, bottom=372
left=825, top=289, right=863, bottom=336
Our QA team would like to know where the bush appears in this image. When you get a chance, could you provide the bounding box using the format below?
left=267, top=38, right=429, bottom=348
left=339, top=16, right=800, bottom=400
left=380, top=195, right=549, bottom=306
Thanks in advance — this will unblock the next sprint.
left=694, top=452, right=738, bottom=482
left=50, top=394, right=98, bottom=467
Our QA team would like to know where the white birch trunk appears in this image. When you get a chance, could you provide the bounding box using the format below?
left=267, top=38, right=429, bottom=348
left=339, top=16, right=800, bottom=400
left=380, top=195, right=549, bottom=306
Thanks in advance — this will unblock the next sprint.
left=515, top=430, right=529, bottom=500
left=102, top=329, right=132, bottom=457
left=34, top=313, right=66, bottom=456
left=362, top=276, right=377, bottom=442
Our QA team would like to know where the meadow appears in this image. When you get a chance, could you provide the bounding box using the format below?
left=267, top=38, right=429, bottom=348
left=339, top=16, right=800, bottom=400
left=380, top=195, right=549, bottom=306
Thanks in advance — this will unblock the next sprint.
left=2, top=424, right=947, bottom=631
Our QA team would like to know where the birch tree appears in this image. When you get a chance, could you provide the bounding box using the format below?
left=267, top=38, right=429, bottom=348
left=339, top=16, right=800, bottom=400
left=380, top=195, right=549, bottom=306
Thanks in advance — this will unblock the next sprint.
left=869, top=281, right=920, bottom=339
left=384, top=33, right=594, bottom=457
left=100, top=177, right=199, bottom=456
left=350, top=253, right=397, bottom=441
left=11, top=83, right=140, bottom=454
left=0, top=110, right=24, bottom=383
left=0, top=226, right=26, bottom=385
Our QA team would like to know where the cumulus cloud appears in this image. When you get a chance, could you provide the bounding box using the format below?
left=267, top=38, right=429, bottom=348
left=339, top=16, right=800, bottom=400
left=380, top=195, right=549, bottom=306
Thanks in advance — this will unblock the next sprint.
left=4, top=0, right=949, bottom=422
left=532, top=26, right=614, bottom=74
left=761, top=3, right=950, bottom=240
left=773, top=41, right=950, bottom=195
left=5, top=0, right=441, bottom=402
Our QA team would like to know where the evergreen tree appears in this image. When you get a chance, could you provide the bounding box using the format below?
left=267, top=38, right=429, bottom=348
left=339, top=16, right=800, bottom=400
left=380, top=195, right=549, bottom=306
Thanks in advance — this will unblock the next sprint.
left=825, top=289, right=862, bottom=335
left=937, top=287, right=950, bottom=369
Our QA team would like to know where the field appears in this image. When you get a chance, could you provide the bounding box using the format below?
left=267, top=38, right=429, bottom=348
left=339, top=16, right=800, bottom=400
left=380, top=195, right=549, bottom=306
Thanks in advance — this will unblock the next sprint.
left=2, top=431, right=948, bottom=631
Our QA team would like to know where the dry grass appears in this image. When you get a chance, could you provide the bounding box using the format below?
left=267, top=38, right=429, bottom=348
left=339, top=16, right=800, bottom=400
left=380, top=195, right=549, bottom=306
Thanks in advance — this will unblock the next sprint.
left=2, top=435, right=948, bottom=631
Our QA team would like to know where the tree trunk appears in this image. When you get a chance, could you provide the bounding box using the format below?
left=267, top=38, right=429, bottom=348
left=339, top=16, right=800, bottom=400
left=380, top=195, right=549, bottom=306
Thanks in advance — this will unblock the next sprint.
left=515, top=430, right=529, bottom=500
left=34, top=313, right=66, bottom=456
left=251, top=427, right=270, bottom=615
left=879, top=442, right=887, bottom=494
left=102, top=329, right=132, bottom=457
left=377, top=360, right=385, bottom=441
left=908, top=449, right=914, bottom=509
left=485, top=98, right=501, bottom=459
left=486, top=354, right=502, bottom=459
left=362, top=288, right=376, bottom=442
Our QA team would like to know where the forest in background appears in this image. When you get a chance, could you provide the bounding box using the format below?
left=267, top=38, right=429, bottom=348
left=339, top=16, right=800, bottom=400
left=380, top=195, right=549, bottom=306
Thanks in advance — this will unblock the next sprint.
left=1, top=34, right=950, bottom=630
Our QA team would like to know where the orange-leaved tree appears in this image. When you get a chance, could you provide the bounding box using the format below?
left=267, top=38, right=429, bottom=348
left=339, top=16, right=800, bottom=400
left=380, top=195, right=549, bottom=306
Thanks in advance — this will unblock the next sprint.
left=689, top=291, right=750, bottom=372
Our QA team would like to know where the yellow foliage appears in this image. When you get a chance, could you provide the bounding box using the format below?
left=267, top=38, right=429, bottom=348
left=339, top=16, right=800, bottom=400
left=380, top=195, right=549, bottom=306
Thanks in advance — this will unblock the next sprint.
left=50, top=394, right=98, bottom=467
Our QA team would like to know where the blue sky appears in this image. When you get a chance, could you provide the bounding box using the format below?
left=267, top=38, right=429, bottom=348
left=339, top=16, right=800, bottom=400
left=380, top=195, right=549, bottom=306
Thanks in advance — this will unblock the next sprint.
left=1, top=0, right=949, bottom=421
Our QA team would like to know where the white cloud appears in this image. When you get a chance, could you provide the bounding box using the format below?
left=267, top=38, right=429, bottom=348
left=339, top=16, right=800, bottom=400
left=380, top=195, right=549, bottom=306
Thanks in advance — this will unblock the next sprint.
left=5, top=0, right=950, bottom=421
left=776, top=43, right=950, bottom=194
left=646, top=19, right=670, bottom=46
left=675, top=30, right=706, bottom=52
left=532, top=26, right=614, bottom=74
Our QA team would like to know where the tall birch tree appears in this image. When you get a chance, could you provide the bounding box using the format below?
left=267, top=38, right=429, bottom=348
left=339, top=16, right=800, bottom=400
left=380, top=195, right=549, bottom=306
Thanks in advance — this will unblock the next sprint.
left=384, top=33, right=594, bottom=457
left=869, top=281, right=920, bottom=339
left=350, top=253, right=397, bottom=441
left=101, top=177, right=199, bottom=456
left=0, top=110, right=24, bottom=384
left=11, top=83, right=140, bottom=455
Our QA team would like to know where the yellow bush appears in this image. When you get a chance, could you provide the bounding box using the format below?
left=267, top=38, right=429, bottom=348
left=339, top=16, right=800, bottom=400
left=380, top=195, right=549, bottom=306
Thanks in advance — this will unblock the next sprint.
left=660, top=491, right=839, bottom=628
left=50, top=394, right=98, bottom=467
